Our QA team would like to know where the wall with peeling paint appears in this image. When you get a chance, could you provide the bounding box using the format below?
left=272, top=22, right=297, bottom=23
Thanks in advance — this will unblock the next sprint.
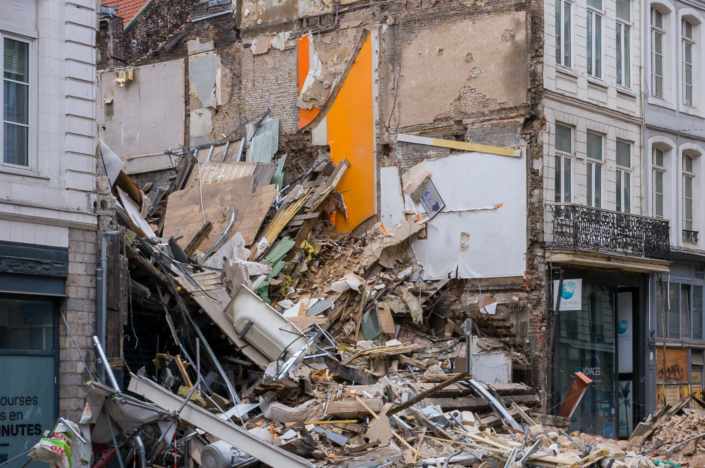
left=381, top=152, right=527, bottom=280
left=386, top=12, right=528, bottom=128
left=98, top=60, right=185, bottom=173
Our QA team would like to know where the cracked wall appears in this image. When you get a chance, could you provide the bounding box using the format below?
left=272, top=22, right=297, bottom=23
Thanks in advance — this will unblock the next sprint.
left=384, top=11, right=528, bottom=130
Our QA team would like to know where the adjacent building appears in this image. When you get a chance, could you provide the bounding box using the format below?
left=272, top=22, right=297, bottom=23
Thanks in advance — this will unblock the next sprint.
left=542, top=0, right=673, bottom=438
left=0, top=0, right=98, bottom=465
left=641, top=0, right=705, bottom=417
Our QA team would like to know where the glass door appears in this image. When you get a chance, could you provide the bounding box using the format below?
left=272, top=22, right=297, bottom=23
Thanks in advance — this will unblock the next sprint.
left=0, top=296, right=58, bottom=468
left=558, top=283, right=617, bottom=437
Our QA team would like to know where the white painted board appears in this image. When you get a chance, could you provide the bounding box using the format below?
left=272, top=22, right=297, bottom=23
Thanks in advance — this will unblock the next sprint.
left=381, top=152, right=527, bottom=280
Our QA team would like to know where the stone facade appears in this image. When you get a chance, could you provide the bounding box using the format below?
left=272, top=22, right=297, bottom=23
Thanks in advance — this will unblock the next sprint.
left=59, top=228, right=98, bottom=416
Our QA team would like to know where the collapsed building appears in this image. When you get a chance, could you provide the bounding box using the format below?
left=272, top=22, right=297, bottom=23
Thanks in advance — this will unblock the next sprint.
left=1, top=0, right=686, bottom=465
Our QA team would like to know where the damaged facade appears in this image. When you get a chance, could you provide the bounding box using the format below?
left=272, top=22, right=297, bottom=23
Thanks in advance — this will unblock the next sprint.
left=4, top=0, right=696, bottom=463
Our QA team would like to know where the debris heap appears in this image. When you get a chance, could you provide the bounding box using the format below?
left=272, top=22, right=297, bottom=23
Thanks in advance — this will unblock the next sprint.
left=24, top=141, right=692, bottom=468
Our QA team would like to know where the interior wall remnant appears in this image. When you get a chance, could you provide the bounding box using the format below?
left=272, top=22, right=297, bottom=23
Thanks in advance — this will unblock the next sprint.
left=381, top=151, right=527, bottom=280
left=189, top=51, right=225, bottom=146
left=241, top=0, right=332, bottom=30
left=297, top=33, right=376, bottom=232
left=98, top=60, right=186, bottom=173
left=389, top=12, right=528, bottom=128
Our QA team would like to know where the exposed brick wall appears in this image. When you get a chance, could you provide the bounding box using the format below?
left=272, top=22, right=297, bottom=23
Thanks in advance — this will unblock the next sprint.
left=240, top=45, right=300, bottom=134
left=96, top=0, right=550, bottom=399
left=59, top=228, right=98, bottom=418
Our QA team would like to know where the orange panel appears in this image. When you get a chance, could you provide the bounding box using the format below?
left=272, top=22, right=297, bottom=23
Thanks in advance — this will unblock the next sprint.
left=326, top=36, right=375, bottom=232
left=298, top=37, right=320, bottom=129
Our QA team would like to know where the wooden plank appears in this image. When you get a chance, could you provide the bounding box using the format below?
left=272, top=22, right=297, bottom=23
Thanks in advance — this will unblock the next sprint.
left=165, top=176, right=256, bottom=252
left=175, top=355, right=193, bottom=387
left=238, top=185, right=278, bottom=246
left=421, top=394, right=540, bottom=412
left=376, top=303, right=395, bottom=334
left=657, top=348, right=689, bottom=383
left=184, top=221, right=213, bottom=256
left=387, top=373, right=468, bottom=416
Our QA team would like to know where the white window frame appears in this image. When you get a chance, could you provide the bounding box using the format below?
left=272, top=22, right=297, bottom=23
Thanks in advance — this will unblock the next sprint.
left=555, top=0, right=574, bottom=68
left=651, top=8, right=666, bottom=98
left=683, top=153, right=695, bottom=234
left=616, top=4, right=632, bottom=88
left=587, top=4, right=604, bottom=78
left=616, top=141, right=633, bottom=213
left=653, top=147, right=666, bottom=219
left=554, top=124, right=573, bottom=204
left=682, top=19, right=695, bottom=107
left=586, top=132, right=604, bottom=208
left=0, top=31, right=37, bottom=174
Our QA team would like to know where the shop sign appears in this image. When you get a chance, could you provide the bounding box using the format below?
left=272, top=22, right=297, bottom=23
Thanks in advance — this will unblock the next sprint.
left=553, top=279, right=582, bottom=311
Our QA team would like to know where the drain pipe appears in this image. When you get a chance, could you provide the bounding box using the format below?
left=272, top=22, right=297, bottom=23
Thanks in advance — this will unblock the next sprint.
left=96, top=226, right=125, bottom=382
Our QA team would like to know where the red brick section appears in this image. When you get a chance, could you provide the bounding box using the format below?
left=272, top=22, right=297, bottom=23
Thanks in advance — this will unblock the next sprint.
left=102, top=0, right=151, bottom=25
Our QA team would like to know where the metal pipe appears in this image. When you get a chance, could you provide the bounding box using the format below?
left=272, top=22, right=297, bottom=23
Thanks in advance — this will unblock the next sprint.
left=97, top=226, right=125, bottom=381
left=93, top=336, right=120, bottom=390
left=134, top=437, right=147, bottom=468
left=105, top=411, right=126, bottom=468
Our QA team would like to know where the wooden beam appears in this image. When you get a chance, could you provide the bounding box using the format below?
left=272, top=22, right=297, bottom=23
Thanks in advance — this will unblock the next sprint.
left=387, top=373, right=468, bottom=417
left=184, top=221, right=213, bottom=256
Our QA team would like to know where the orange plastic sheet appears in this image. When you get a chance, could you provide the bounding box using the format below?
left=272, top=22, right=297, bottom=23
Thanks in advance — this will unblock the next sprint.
left=298, top=35, right=375, bottom=232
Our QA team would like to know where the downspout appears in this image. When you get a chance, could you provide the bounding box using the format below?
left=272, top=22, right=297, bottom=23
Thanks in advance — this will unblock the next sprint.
left=96, top=226, right=125, bottom=382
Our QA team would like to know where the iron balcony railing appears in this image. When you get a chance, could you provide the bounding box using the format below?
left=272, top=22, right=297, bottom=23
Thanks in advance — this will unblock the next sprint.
left=546, top=204, right=670, bottom=261
left=683, top=229, right=699, bottom=244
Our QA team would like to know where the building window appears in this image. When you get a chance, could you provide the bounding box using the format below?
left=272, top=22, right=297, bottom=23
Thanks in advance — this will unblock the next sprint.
left=2, top=36, right=31, bottom=167
left=653, top=147, right=666, bottom=218
left=658, top=283, right=704, bottom=340
left=652, top=8, right=665, bottom=98
left=555, top=125, right=573, bottom=203
left=556, top=0, right=572, bottom=67
left=587, top=0, right=603, bottom=78
left=683, top=153, right=695, bottom=235
left=682, top=19, right=695, bottom=107
left=587, top=132, right=603, bottom=208
left=616, top=0, right=631, bottom=87
left=616, top=141, right=631, bottom=213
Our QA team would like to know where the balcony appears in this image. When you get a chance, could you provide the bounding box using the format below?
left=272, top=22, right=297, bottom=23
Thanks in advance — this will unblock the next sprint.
left=683, top=230, right=699, bottom=244
left=546, top=204, right=670, bottom=261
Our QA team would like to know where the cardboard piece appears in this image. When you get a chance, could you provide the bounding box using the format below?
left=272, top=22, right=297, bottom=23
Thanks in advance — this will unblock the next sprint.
left=164, top=176, right=278, bottom=251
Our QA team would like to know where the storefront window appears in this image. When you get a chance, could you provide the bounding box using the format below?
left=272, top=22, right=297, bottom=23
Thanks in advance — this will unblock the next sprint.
left=0, top=298, right=57, bottom=468
left=559, top=284, right=616, bottom=437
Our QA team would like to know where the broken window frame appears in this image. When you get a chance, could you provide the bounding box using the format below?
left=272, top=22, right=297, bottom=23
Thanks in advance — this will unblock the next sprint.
left=555, top=0, right=573, bottom=68
left=616, top=4, right=631, bottom=88
left=554, top=124, right=573, bottom=204
left=616, top=141, right=632, bottom=214
left=1, top=33, right=36, bottom=171
left=651, top=8, right=666, bottom=99
left=586, top=5, right=603, bottom=78
left=586, top=132, right=603, bottom=208
left=653, top=146, right=666, bottom=219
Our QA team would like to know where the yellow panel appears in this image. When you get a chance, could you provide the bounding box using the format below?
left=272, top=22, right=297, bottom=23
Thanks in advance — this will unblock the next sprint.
left=326, top=35, right=375, bottom=232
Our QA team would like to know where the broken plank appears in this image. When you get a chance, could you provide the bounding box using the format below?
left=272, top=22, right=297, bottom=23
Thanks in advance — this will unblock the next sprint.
left=184, top=221, right=213, bottom=256
left=387, top=373, right=468, bottom=417
left=421, top=394, right=540, bottom=412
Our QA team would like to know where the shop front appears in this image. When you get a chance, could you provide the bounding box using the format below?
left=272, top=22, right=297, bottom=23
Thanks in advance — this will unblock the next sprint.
left=550, top=267, right=649, bottom=439
left=648, top=256, right=705, bottom=414
left=0, top=241, right=66, bottom=468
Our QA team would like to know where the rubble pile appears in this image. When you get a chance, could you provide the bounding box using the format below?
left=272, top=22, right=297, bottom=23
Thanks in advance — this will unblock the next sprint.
left=625, top=394, right=705, bottom=465
left=23, top=139, right=695, bottom=468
